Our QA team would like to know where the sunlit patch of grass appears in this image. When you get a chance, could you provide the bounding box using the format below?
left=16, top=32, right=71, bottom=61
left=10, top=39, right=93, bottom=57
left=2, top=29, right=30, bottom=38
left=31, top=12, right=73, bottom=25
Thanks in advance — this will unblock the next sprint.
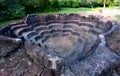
left=0, top=20, right=17, bottom=27
left=38, top=7, right=92, bottom=15
left=91, top=7, right=114, bottom=11
left=58, top=7, right=92, bottom=14
left=115, top=15, right=120, bottom=21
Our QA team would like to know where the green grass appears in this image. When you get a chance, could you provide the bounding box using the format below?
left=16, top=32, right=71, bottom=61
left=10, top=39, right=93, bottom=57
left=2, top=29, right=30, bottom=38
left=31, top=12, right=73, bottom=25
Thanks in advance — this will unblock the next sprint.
left=39, top=7, right=92, bottom=15
left=0, top=20, right=17, bottom=27
left=91, top=7, right=114, bottom=10
left=39, top=7, right=115, bottom=14
left=115, top=15, right=120, bottom=21
left=57, top=7, right=92, bottom=13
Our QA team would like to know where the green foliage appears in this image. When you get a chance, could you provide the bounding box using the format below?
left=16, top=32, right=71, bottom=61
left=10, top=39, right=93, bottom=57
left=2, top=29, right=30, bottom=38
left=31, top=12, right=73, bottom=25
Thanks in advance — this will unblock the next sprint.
left=114, top=0, right=120, bottom=6
left=97, top=0, right=115, bottom=7
left=0, top=12, right=4, bottom=21
left=58, top=0, right=67, bottom=7
left=70, top=0, right=80, bottom=8
left=80, top=0, right=89, bottom=7
left=19, top=0, right=43, bottom=13
left=0, top=20, right=16, bottom=27
left=79, top=0, right=103, bottom=8
left=20, top=0, right=59, bottom=13
left=0, top=0, right=8, bottom=10
left=0, top=0, right=119, bottom=22
left=3, top=4, right=25, bottom=20
left=19, top=0, right=43, bottom=8
left=51, top=0, right=60, bottom=8
left=0, top=0, right=25, bottom=21
left=115, top=15, right=120, bottom=21
left=58, top=0, right=80, bottom=8
left=42, top=0, right=53, bottom=12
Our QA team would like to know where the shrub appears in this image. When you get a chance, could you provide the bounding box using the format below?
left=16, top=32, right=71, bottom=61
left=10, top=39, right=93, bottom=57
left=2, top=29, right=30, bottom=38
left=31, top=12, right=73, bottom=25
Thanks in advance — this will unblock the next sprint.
left=0, top=11, right=5, bottom=22
left=52, top=0, right=60, bottom=8
left=71, top=0, right=80, bottom=8
left=3, top=4, right=25, bottom=20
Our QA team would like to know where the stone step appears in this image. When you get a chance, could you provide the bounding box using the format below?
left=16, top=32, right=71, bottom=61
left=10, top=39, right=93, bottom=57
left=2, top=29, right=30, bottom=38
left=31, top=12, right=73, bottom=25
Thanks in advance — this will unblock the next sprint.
left=50, top=29, right=63, bottom=34
left=48, top=23, right=63, bottom=29
left=11, top=24, right=28, bottom=31
left=46, top=20, right=63, bottom=25
left=40, top=31, right=50, bottom=37
left=35, top=26, right=48, bottom=33
left=21, top=31, right=34, bottom=39
left=52, top=32, right=62, bottom=38
left=63, top=28, right=80, bottom=36
left=13, top=27, right=29, bottom=36
left=64, top=20, right=96, bottom=27
left=18, top=27, right=32, bottom=36
left=8, top=21, right=24, bottom=27
left=31, top=22, right=47, bottom=29
left=31, top=20, right=96, bottom=28
left=26, top=32, right=37, bottom=39
left=35, top=35, right=44, bottom=41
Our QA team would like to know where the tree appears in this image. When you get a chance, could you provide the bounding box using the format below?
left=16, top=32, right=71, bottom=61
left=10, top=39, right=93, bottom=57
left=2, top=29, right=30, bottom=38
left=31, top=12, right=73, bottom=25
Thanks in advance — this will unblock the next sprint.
left=103, top=0, right=106, bottom=7
left=98, top=0, right=107, bottom=7
left=98, top=0, right=114, bottom=7
left=114, top=0, right=120, bottom=6
left=87, top=0, right=97, bottom=8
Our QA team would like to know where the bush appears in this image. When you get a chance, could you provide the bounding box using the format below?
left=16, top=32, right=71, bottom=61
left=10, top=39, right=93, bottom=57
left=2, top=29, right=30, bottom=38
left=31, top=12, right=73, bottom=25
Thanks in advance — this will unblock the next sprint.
left=0, top=11, right=5, bottom=22
left=58, top=0, right=80, bottom=8
left=3, top=4, right=25, bottom=20
left=114, top=0, right=120, bottom=6
left=20, top=0, right=43, bottom=13
left=71, top=0, right=80, bottom=8
left=59, top=0, right=65, bottom=7
left=52, top=0, right=60, bottom=8
left=80, top=0, right=89, bottom=7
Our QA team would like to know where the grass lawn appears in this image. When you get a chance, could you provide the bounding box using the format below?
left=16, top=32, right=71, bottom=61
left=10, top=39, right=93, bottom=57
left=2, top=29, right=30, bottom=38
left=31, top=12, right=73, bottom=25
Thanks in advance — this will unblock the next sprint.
left=55, top=7, right=92, bottom=13
left=39, top=7, right=115, bottom=14
left=115, top=15, right=120, bottom=21
left=0, top=7, right=120, bottom=27
left=0, top=20, right=17, bottom=27
left=38, top=7, right=93, bottom=15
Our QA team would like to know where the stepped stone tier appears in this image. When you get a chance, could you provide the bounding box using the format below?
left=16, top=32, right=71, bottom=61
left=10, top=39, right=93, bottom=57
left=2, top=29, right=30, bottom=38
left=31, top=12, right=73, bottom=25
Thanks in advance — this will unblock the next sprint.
left=0, top=14, right=120, bottom=76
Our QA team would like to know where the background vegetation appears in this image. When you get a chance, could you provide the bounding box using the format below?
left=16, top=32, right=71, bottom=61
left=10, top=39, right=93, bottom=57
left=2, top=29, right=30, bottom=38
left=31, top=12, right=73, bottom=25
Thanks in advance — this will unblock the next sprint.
left=0, top=0, right=120, bottom=22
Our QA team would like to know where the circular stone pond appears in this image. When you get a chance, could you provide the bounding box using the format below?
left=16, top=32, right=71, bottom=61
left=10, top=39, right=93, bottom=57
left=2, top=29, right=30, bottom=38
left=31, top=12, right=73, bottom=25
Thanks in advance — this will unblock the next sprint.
left=0, top=14, right=120, bottom=76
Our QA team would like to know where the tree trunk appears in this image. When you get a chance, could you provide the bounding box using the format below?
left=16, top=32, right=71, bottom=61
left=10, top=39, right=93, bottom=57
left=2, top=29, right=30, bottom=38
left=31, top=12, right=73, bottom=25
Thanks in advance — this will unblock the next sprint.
left=103, top=0, right=106, bottom=8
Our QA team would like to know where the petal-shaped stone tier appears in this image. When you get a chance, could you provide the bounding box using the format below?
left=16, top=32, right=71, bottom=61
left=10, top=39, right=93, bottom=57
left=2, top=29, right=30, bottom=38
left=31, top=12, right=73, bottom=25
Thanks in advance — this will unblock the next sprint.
left=0, top=14, right=119, bottom=76
left=0, top=14, right=100, bottom=59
